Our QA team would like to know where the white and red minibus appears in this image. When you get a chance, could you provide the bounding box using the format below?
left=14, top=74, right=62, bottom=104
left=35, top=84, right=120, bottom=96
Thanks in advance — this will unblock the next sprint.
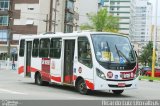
left=18, top=32, right=139, bottom=94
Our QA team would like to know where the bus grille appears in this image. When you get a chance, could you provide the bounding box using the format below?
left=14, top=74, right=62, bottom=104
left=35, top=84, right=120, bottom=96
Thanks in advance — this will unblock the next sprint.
left=108, top=84, right=132, bottom=88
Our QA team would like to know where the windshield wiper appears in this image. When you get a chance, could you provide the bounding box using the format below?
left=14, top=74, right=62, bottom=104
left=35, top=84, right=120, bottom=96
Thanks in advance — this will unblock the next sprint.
left=115, top=44, right=131, bottom=64
left=106, top=41, right=111, bottom=63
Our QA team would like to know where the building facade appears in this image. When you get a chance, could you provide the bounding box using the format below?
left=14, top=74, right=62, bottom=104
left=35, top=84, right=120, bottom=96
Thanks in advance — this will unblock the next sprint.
left=99, top=0, right=131, bottom=34
left=130, top=0, right=152, bottom=42
left=129, top=0, right=152, bottom=56
left=0, top=0, right=11, bottom=59
left=0, top=0, right=79, bottom=59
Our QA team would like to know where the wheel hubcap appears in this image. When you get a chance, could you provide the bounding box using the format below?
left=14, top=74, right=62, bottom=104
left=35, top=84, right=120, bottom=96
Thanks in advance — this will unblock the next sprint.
left=79, top=82, right=86, bottom=92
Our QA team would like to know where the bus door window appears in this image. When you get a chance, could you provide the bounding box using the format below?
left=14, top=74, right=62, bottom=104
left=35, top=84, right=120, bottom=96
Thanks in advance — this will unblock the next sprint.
left=32, top=39, right=39, bottom=57
left=39, top=38, right=50, bottom=58
left=19, top=39, right=25, bottom=57
left=49, top=38, right=62, bottom=58
left=78, top=37, right=92, bottom=68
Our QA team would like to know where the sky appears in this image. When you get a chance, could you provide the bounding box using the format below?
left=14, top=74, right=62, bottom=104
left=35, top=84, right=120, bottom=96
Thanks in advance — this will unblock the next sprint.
left=149, top=0, right=160, bottom=25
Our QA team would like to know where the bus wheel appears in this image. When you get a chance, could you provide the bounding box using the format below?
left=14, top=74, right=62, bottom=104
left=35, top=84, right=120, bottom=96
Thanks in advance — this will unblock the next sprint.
left=77, top=79, right=88, bottom=94
left=112, top=90, right=124, bottom=95
left=35, top=73, right=44, bottom=85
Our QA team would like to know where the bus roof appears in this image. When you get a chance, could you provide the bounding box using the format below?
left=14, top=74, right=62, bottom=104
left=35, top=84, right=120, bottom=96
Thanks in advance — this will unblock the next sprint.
left=19, top=32, right=128, bottom=39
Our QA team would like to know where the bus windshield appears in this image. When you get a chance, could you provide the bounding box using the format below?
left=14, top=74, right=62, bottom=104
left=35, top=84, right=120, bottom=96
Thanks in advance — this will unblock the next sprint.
left=92, top=34, right=136, bottom=65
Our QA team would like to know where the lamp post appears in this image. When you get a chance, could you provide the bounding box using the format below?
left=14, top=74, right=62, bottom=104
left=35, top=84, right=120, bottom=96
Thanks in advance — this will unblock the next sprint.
left=151, top=0, right=158, bottom=78
left=53, top=0, right=59, bottom=33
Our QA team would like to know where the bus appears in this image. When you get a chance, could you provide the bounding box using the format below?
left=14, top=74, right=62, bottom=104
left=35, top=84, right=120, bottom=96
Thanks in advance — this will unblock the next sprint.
left=18, top=32, right=139, bottom=95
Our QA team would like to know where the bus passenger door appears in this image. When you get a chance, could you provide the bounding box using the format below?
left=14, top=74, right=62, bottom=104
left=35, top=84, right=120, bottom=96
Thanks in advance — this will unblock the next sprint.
left=25, top=41, right=32, bottom=77
left=63, top=40, right=75, bottom=84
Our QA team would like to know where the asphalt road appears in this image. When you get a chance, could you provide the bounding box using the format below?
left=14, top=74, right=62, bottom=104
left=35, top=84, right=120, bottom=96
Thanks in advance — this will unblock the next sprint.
left=0, top=68, right=160, bottom=100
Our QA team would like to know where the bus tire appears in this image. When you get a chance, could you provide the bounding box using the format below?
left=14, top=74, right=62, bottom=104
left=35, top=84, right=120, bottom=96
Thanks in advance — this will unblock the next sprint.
left=112, top=90, right=124, bottom=95
left=35, top=73, right=44, bottom=86
left=77, top=79, right=88, bottom=95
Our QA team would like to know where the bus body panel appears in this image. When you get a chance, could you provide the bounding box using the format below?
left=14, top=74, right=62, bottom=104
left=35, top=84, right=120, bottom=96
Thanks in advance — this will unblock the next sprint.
left=18, top=57, right=25, bottom=77
left=50, top=59, right=63, bottom=84
left=30, top=57, right=41, bottom=79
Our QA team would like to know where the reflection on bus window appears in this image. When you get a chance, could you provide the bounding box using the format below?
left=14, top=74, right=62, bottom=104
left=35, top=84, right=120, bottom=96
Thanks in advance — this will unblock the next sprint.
left=92, top=34, right=136, bottom=64
left=50, top=38, right=62, bottom=58
left=32, top=39, right=39, bottom=57
left=78, top=37, right=92, bottom=68
left=39, top=38, right=50, bottom=58
left=19, top=39, right=25, bottom=57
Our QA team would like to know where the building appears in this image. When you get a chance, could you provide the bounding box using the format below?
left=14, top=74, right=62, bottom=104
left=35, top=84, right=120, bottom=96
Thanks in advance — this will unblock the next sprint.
left=0, top=0, right=79, bottom=59
left=129, top=0, right=152, bottom=56
left=0, top=0, right=12, bottom=60
left=75, top=0, right=98, bottom=26
left=130, top=0, right=152, bottom=42
left=99, top=0, right=131, bottom=34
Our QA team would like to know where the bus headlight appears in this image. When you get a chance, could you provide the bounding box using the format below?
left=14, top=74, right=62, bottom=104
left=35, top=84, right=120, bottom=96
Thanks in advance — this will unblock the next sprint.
left=96, top=68, right=106, bottom=80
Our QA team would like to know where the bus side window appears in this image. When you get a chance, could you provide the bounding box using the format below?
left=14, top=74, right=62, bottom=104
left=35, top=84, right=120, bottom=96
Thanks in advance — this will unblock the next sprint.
left=49, top=38, right=62, bottom=58
left=39, top=38, right=50, bottom=58
left=78, top=37, right=92, bottom=68
left=32, top=39, right=39, bottom=57
left=19, top=39, right=25, bottom=57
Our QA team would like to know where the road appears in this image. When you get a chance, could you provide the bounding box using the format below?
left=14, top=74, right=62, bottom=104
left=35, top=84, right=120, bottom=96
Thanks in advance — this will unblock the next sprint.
left=0, top=69, right=160, bottom=100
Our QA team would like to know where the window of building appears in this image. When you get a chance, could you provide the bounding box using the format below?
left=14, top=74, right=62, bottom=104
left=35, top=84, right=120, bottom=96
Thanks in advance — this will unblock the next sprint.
left=66, top=12, right=74, bottom=22
left=32, top=39, right=39, bottom=57
left=65, top=25, right=73, bottom=33
left=28, top=8, right=34, bottom=10
left=78, top=37, right=92, bottom=68
left=67, top=0, right=74, bottom=10
left=50, top=38, right=62, bottom=58
left=0, top=16, right=9, bottom=26
left=111, top=8, right=114, bottom=11
left=0, top=0, right=9, bottom=10
left=39, top=38, right=50, bottom=58
left=19, top=39, right=25, bottom=57
left=0, top=30, right=8, bottom=41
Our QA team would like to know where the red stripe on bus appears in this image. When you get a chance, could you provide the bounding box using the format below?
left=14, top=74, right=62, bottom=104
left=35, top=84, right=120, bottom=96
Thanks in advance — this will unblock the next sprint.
left=18, top=66, right=24, bottom=74
left=30, top=67, right=39, bottom=72
left=85, top=80, right=94, bottom=90
left=51, top=76, right=61, bottom=82
left=73, top=75, right=77, bottom=80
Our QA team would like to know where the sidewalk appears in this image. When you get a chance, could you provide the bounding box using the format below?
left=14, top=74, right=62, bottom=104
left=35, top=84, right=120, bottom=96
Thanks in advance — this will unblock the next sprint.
left=0, top=60, right=17, bottom=71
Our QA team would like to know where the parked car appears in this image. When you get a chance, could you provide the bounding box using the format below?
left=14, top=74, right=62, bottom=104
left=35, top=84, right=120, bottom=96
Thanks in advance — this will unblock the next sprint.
left=140, top=66, right=151, bottom=76
left=145, top=68, right=160, bottom=77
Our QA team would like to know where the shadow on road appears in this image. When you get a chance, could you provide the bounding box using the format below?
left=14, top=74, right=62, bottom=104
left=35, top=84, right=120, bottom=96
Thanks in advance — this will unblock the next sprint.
left=23, top=82, right=133, bottom=98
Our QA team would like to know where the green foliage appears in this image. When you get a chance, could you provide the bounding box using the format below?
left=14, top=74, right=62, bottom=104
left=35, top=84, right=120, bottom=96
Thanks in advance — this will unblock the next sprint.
left=138, top=41, right=153, bottom=66
left=80, top=23, right=94, bottom=30
left=80, top=8, right=119, bottom=32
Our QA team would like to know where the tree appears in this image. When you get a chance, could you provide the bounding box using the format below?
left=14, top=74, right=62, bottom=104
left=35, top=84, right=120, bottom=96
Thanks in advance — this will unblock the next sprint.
left=80, top=8, right=119, bottom=32
left=138, top=41, right=154, bottom=66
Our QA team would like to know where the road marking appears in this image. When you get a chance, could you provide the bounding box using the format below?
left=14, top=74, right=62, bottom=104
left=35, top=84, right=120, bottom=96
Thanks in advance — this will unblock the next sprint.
left=0, top=88, right=27, bottom=95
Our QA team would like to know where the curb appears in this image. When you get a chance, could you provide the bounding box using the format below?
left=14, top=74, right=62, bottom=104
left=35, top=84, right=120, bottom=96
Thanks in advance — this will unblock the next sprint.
left=139, top=78, right=160, bottom=83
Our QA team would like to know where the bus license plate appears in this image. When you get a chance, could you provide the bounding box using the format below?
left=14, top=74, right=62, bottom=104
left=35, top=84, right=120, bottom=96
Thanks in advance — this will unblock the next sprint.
left=118, top=83, right=125, bottom=87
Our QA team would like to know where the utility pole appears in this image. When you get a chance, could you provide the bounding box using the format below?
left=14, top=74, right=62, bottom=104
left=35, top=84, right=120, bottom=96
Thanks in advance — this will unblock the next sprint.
left=49, top=0, right=53, bottom=32
left=151, top=0, right=158, bottom=78
left=49, top=0, right=59, bottom=33
left=45, top=14, right=48, bottom=32
left=7, top=0, right=12, bottom=69
left=53, top=0, right=59, bottom=33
